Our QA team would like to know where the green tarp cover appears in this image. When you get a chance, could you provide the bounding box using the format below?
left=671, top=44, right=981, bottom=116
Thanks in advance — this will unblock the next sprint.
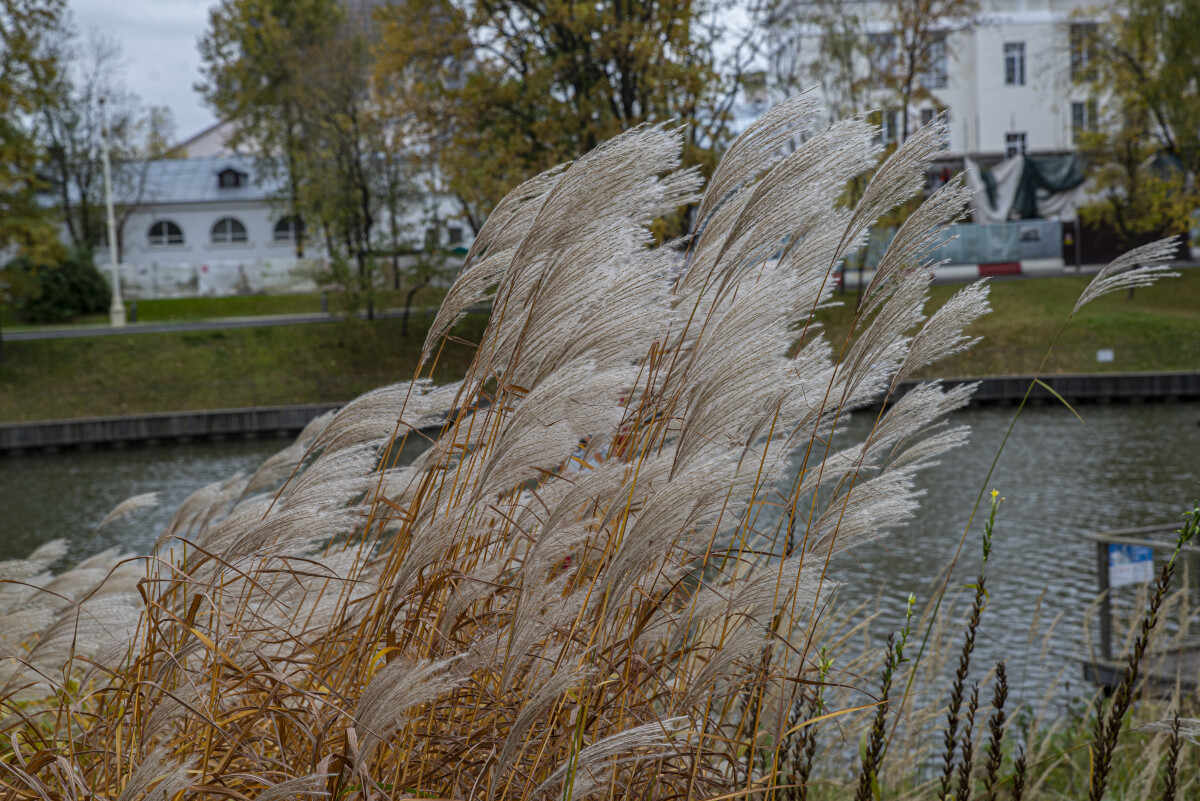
left=1011, top=154, right=1086, bottom=219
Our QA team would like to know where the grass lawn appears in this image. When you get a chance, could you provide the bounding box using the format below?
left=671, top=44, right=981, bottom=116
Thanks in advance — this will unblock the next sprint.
left=818, top=268, right=1200, bottom=377
left=0, top=313, right=486, bottom=423
left=0, top=271, right=1197, bottom=423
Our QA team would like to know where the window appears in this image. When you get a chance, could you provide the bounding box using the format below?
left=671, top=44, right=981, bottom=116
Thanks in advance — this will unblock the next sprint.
left=273, top=215, right=305, bottom=243
left=424, top=226, right=439, bottom=249
left=1071, top=100, right=1098, bottom=140
left=868, top=32, right=896, bottom=85
left=447, top=226, right=464, bottom=245
left=217, top=168, right=245, bottom=189
left=211, top=217, right=248, bottom=244
left=877, top=109, right=901, bottom=145
left=920, top=33, right=949, bottom=90
left=1005, top=132, right=1027, bottom=158
left=1071, top=23, right=1097, bottom=81
left=148, top=220, right=184, bottom=246
left=921, top=108, right=936, bottom=128
left=1004, top=42, right=1026, bottom=86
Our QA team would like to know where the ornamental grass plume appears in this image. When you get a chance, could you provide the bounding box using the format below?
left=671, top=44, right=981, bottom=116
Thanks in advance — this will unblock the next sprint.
left=0, top=98, right=1183, bottom=801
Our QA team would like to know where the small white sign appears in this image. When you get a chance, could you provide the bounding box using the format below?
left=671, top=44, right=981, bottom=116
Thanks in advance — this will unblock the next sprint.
left=1096, top=348, right=1115, bottom=363
left=1109, top=544, right=1155, bottom=588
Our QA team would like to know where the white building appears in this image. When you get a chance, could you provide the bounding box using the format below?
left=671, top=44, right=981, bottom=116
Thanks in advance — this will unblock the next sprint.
left=97, top=124, right=471, bottom=299
left=770, top=0, right=1097, bottom=161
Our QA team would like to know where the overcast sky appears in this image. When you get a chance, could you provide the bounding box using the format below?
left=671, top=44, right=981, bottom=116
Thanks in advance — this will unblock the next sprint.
left=71, top=0, right=216, bottom=143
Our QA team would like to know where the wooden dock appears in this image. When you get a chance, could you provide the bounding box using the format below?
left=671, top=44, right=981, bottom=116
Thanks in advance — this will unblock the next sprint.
left=1083, top=648, right=1199, bottom=695
left=1081, top=524, right=1200, bottom=694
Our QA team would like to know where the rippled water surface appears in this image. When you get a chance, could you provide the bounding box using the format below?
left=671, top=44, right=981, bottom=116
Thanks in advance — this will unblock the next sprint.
left=1, top=404, right=1198, bottom=703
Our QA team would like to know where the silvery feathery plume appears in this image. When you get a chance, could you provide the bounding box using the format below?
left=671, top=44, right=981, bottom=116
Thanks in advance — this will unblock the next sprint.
left=307, top=379, right=461, bottom=458
left=240, top=411, right=333, bottom=498
left=530, top=717, right=690, bottom=800
left=461, top=162, right=570, bottom=269
left=422, top=249, right=509, bottom=366
left=866, top=382, right=977, bottom=461
left=692, top=91, right=821, bottom=231
left=158, top=471, right=246, bottom=545
left=1074, top=237, right=1181, bottom=311
left=386, top=497, right=475, bottom=609
left=188, top=497, right=272, bottom=557
left=490, top=665, right=594, bottom=796
left=254, top=772, right=335, bottom=801
left=894, top=281, right=991, bottom=386
left=1141, top=718, right=1200, bottom=744
left=351, top=657, right=464, bottom=770
left=842, top=116, right=953, bottom=263
left=95, top=493, right=158, bottom=531
left=26, top=590, right=144, bottom=671
left=141, top=696, right=186, bottom=744
left=549, top=248, right=678, bottom=377
left=836, top=268, right=932, bottom=405
left=682, top=550, right=826, bottom=641
left=599, top=447, right=766, bottom=610
left=472, top=361, right=637, bottom=502
left=422, top=163, right=571, bottom=364
left=497, top=574, right=578, bottom=690
left=281, top=443, right=381, bottom=513
left=890, top=424, right=972, bottom=469
left=702, top=118, right=880, bottom=294
left=114, top=747, right=195, bottom=801
left=0, top=540, right=68, bottom=613
left=679, top=622, right=769, bottom=711
left=810, top=463, right=925, bottom=558
left=860, top=176, right=973, bottom=313
left=219, top=505, right=357, bottom=565
left=477, top=124, right=689, bottom=381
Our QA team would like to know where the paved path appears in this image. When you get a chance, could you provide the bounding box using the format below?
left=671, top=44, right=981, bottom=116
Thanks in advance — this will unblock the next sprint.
left=5, top=258, right=1196, bottom=341
left=3, top=305, right=461, bottom=342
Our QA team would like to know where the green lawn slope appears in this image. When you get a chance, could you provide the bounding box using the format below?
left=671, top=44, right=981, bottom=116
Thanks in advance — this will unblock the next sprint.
left=0, top=270, right=1197, bottom=423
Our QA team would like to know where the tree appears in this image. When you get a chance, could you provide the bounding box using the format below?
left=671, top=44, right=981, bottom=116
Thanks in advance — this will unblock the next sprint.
left=1081, top=0, right=1200, bottom=184
left=199, top=0, right=345, bottom=259
left=1074, top=0, right=1200, bottom=257
left=1, top=0, right=67, bottom=363
left=200, top=0, right=417, bottom=319
left=765, top=0, right=867, bottom=127
left=37, top=30, right=174, bottom=260
left=373, top=0, right=734, bottom=231
left=1076, top=109, right=1195, bottom=256
left=872, top=0, right=978, bottom=143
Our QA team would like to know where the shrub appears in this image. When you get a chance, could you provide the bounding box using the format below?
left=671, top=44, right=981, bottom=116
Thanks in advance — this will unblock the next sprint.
left=7, top=246, right=112, bottom=323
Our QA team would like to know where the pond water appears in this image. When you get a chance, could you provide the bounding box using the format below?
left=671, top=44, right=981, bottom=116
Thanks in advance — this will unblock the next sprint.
left=1, top=403, right=1198, bottom=708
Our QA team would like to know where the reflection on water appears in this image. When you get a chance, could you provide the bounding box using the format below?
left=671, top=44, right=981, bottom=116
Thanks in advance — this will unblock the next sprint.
left=1, top=403, right=1198, bottom=703
left=819, top=403, right=1200, bottom=706
left=0, top=437, right=283, bottom=565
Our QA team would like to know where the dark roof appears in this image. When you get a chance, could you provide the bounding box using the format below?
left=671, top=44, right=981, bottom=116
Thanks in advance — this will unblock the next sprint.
left=123, top=155, right=283, bottom=206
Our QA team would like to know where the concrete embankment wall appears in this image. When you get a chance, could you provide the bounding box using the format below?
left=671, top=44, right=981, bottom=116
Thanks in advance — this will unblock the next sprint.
left=2, top=372, right=1199, bottom=454
left=0, top=403, right=341, bottom=454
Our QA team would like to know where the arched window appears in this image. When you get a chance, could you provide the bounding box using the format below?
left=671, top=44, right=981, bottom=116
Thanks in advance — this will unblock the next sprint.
left=273, top=215, right=305, bottom=243
left=211, top=217, right=248, bottom=244
left=148, top=220, right=184, bottom=246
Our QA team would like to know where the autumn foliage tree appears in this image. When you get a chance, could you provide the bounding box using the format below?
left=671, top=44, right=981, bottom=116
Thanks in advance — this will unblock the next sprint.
left=1, top=0, right=66, bottom=362
left=1075, top=0, right=1200, bottom=253
left=374, top=0, right=734, bottom=231
left=200, top=0, right=418, bottom=318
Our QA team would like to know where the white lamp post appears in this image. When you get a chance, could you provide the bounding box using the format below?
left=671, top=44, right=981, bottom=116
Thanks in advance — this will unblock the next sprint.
left=99, top=97, right=125, bottom=327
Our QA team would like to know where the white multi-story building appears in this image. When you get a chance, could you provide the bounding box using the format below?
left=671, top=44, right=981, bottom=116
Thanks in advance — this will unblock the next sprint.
left=769, top=0, right=1098, bottom=162
left=95, top=123, right=471, bottom=299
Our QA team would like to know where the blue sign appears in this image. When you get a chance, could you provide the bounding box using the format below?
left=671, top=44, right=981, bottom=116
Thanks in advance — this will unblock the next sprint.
left=1108, top=544, right=1155, bottom=588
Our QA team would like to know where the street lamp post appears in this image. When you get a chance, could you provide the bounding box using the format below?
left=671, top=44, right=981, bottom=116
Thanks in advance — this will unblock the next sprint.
left=99, top=97, right=125, bottom=327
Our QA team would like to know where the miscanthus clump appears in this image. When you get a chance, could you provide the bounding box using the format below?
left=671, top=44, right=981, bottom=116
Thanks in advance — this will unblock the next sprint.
left=0, top=97, right=1179, bottom=801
